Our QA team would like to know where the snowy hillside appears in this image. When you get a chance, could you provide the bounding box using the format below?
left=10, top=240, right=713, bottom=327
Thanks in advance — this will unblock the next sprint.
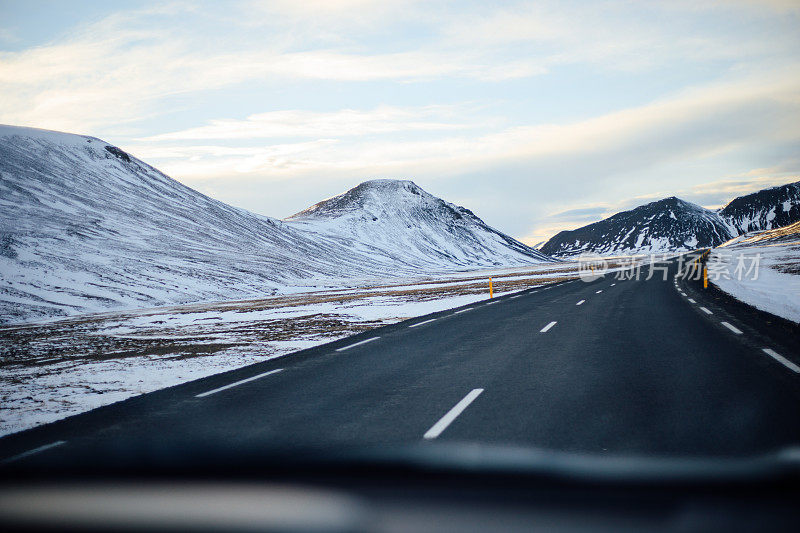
left=711, top=220, right=800, bottom=323
left=287, top=180, right=551, bottom=268
left=540, top=197, right=733, bottom=257
left=0, top=125, right=551, bottom=324
left=541, top=181, right=800, bottom=257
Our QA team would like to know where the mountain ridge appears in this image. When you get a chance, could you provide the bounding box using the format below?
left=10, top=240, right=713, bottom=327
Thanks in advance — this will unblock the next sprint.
left=540, top=181, right=800, bottom=257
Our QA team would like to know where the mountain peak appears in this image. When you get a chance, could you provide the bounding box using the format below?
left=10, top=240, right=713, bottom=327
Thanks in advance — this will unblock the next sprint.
left=542, top=196, right=731, bottom=257
left=286, top=179, right=552, bottom=264
left=360, top=178, right=419, bottom=189
left=287, top=179, right=429, bottom=220
left=0, top=124, right=100, bottom=147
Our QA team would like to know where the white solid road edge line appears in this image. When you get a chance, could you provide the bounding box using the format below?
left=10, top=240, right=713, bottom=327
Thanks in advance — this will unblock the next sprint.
left=423, top=388, right=484, bottom=440
left=700, top=307, right=713, bottom=315
left=540, top=321, right=557, bottom=333
left=762, top=348, right=800, bottom=373
left=335, top=337, right=380, bottom=352
left=720, top=321, right=743, bottom=335
left=409, top=318, right=438, bottom=328
left=1, top=440, right=67, bottom=464
left=576, top=300, right=585, bottom=306
left=196, top=368, right=284, bottom=398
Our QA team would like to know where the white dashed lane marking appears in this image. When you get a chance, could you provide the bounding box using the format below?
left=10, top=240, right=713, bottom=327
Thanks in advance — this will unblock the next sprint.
left=335, top=337, right=380, bottom=352
left=762, top=348, right=800, bottom=373
left=721, top=321, right=743, bottom=335
left=576, top=300, right=585, bottom=306
left=540, top=321, right=557, bottom=333
left=423, top=389, right=484, bottom=440
left=196, top=368, right=284, bottom=397
left=1, top=441, right=66, bottom=464
left=409, top=318, right=437, bottom=328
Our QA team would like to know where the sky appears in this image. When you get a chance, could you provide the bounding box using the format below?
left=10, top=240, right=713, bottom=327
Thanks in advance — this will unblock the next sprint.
left=1, top=0, right=799, bottom=245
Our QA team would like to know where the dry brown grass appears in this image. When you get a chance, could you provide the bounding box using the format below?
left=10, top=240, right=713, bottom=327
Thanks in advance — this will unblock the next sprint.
left=1, top=267, right=580, bottom=371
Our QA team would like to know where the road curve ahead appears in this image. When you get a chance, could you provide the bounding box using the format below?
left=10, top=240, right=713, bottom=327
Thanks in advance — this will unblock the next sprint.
left=2, top=257, right=800, bottom=463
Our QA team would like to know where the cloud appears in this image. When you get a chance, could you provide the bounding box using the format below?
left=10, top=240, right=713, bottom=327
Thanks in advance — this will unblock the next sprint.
left=548, top=206, right=611, bottom=222
left=118, top=68, right=800, bottom=247
left=437, top=0, right=800, bottom=73
left=0, top=4, right=543, bottom=134
left=130, top=70, right=800, bottom=181
left=2, top=0, right=796, bottom=136
left=139, top=105, right=480, bottom=141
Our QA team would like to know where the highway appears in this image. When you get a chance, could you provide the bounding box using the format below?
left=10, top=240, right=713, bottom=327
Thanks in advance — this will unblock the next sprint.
left=2, top=256, right=800, bottom=463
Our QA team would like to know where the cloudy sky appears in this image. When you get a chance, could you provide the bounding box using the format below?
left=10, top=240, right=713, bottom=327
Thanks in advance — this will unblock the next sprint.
left=2, top=0, right=799, bottom=244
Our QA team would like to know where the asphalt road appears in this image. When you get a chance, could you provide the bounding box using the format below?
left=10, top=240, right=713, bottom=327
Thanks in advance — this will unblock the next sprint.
left=3, top=256, right=800, bottom=463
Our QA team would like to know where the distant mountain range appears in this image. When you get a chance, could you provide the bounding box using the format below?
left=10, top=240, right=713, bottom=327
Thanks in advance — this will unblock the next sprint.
left=540, top=181, right=800, bottom=257
left=0, top=125, right=549, bottom=324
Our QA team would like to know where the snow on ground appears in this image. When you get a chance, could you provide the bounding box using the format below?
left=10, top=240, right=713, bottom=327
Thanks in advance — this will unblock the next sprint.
left=710, top=222, right=800, bottom=323
left=0, top=264, right=578, bottom=436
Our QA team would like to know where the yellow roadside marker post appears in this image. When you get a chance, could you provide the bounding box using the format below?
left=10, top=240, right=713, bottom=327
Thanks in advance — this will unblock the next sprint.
left=489, top=277, right=494, bottom=299
left=703, top=267, right=708, bottom=288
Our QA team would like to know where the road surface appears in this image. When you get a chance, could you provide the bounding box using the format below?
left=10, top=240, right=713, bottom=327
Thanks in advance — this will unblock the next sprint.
left=2, top=256, right=800, bottom=463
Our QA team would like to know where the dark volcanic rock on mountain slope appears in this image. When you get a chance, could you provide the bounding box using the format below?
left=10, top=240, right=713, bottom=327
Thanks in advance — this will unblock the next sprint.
left=719, top=181, right=800, bottom=234
left=540, top=197, right=733, bottom=257
left=540, top=181, right=800, bottom=257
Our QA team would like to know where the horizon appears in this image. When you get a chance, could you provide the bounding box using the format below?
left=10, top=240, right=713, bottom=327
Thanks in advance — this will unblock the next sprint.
left=1, top=0, right=799, bottom=244
left=278, top=174, right=799, bottom=244
left=4, top=121, right=797, bottom=247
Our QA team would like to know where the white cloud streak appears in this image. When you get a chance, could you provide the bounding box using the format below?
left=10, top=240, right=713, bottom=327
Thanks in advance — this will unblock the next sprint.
left=140, top=105, right=478, bottom=141
left=130, top=71, right=800, bottom=180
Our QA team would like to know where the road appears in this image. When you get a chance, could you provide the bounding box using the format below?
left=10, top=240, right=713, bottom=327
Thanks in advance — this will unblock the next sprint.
left=2, top=256, right=800, bottom=463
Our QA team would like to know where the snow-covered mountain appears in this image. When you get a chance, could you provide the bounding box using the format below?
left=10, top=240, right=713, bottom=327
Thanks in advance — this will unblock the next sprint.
left=540, top=197, right=732, bottom=257
left=719, top=181, right=800, bottom=234
left=286, top=180, right=550, bottom=267
left=0, top=125, right=550, bottom=324
left=540, top=181, right=800, bottom=257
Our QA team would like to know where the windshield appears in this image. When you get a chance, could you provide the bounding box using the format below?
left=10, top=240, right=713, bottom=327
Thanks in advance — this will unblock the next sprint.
left=2, top=0, right=799, bottom=476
